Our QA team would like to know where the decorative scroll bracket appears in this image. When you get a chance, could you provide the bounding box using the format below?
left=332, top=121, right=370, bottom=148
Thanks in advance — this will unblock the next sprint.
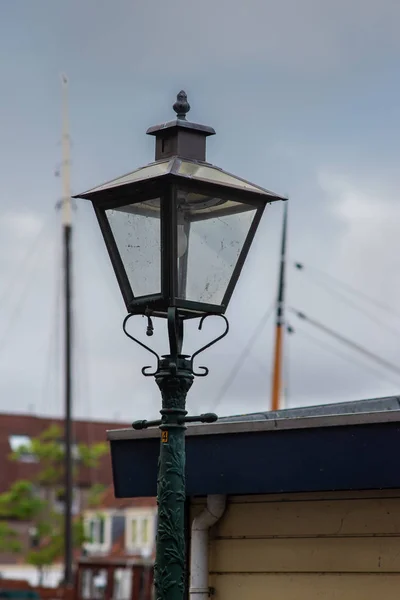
left=122, top=309, right=229, bottom=379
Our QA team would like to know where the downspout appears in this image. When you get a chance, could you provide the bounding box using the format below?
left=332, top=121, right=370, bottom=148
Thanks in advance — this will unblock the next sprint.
left=189, top=495, right=227, bottom=600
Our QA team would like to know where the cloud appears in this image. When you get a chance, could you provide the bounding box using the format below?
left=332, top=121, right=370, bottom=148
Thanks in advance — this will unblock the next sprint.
left=318, top=170, right=400, bottom=307
left=0, top=211, right=43, bottom=240
left=16, top=0, right=399, bottom=80
left=1, top=0, right=400, bottom=420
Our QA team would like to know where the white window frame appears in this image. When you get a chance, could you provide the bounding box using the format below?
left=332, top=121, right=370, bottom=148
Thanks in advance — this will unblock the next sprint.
left=8, top=435, right=38, bottom=463
left=84, top=511, right=112, bottom=554
left=125, top=509, right=156, bottom=555
left=8, top=437, right=80, bottom=463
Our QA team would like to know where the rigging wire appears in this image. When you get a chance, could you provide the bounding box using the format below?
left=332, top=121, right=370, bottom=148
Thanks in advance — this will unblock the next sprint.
left=75, top=321, right=95, bottom=485
left=213, top=303, right=274, bottom=409
left=289, top=308, right=400, bottom=379
left=0, top=222, right=56, bottom=356
left=0, top=213, right=55, bottom=314
left=82, top=226, right=125, bottom=313
left=40, top=225, right=63, bottom=417
left=293, top=260, right=400, bottom=321
left=294, top=272, right=400, bottom=339
left=73, top=221, right=96, bottom=486
left=290, top=323, right=400, bottom=390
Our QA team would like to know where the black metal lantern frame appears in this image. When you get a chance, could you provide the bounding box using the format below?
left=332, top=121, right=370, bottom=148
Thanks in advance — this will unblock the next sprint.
left=82, top=160, right=278, bottom=320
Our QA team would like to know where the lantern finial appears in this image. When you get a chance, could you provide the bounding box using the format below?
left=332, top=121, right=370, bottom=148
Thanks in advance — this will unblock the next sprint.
left=173, top=90, right=190, bottom=120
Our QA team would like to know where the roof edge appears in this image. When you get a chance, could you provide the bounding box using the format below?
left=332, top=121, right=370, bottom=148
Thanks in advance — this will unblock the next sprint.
left=107, top=406, right=400, bottom=442
left=146, top=119, right=216, bottom=137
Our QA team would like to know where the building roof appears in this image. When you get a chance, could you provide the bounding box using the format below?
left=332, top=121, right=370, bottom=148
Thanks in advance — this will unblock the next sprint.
left=96, top=485, right=156, bottom=510
left=108, top=395, right=400, bottom=442
left=216, top=395, right=400, bottom=422
left=107, top=395, right=400, bottom=498
left=0, top=413, right=129, bottom=492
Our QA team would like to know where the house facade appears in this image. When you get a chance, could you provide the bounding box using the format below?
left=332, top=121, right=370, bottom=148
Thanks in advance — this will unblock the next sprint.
left=82, top=488, right=157, bottom=561
left=0, top=412, right=130, bottom=580
left=80, top=488, right=156, bottom=600
left=107, top=395, right=400, bottom=600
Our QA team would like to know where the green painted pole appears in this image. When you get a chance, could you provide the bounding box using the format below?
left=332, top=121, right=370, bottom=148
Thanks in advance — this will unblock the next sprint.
left=154, top=356, right=193, bottom=600
left=127, top=310, right=226, bottom=599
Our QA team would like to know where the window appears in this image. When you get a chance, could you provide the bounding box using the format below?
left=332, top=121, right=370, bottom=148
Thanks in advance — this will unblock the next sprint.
left=131, top=519, right=138, bottom=545
left=111, top=515, right=125, bottom=543
left=84, top=513, right=111, bottom=553
left=126, top=513, right=155, bottom=554
left=8, top=436, right=80, bottom=463
left=130, top=517, right=150, bottom=545
left=141, top=518, right=150, bottom=544
left=8, top=435, right=37, bottom=463
left=88, top=516, right=105, bottom=545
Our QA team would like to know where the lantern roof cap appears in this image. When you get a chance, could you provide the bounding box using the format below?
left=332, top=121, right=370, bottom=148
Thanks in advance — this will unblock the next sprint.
left=146, top=90, right=216, bottom=139
left=146, top=91, right=215, bottom=161
left=74, top=156, right=286, bottom=202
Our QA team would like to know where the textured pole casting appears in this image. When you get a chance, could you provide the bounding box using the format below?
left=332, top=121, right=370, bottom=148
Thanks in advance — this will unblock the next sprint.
left=154, top=357, right=193, bottom=600
left=125, top=309, right=229, bottom=600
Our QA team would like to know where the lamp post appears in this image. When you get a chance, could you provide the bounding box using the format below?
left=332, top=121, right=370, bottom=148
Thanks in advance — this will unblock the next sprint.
left=75, top=91, right=285, bottom=600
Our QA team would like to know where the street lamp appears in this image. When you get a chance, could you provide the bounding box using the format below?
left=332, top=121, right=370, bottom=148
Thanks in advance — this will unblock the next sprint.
left=75, top=91, right=285, bottom=600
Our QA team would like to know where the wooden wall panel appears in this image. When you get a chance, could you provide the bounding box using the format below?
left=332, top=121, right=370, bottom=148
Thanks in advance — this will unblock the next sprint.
left=210, top=537, right=400, bottom=573
left=189, top=491, right=400, bottom=600
left=215, top=497, right=400, bottom=538
left=209, top=573, right=400, bottom=600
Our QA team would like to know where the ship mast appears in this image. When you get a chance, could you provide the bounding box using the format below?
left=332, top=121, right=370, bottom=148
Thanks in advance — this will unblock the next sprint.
left=271, top=202, right=288, bottom=411
left=61, top=73, right=73, bottom=586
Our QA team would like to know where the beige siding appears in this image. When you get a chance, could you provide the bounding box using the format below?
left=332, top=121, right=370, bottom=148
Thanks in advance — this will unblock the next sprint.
left=190, top=490, right=400, bottom=600
left=209, top=573, right=400, bottom=600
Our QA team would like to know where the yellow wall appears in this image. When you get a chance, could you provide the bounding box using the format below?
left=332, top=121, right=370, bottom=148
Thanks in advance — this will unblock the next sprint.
left=190, top=490, right=400, bottom=600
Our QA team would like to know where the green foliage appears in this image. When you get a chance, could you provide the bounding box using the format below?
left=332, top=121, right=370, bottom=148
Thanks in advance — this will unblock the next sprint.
left=87, top=484, right=107, bottom=508
left=0, top=426, right=108, bottom=568
left=0, top=481, right=44, bottom=521
left=25, top=517, right=87, bottom=568
left=0, top=523, right=22, bottom=553
left=10, top=425, right=108, bottom=487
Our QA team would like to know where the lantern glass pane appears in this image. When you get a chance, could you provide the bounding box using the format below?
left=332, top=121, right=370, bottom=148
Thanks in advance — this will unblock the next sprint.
left=176, top=191, right=257, bottom=305
left=106, top=198, right=161, bottom=298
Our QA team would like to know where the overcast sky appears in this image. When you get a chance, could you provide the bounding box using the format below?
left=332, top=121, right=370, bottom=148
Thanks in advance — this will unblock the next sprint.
left=1, top=0, right=400, bottom=422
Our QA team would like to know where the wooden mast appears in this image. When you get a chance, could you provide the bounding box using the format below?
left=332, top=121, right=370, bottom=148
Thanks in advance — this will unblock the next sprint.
left=271, top=202, right=288, bottom=411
